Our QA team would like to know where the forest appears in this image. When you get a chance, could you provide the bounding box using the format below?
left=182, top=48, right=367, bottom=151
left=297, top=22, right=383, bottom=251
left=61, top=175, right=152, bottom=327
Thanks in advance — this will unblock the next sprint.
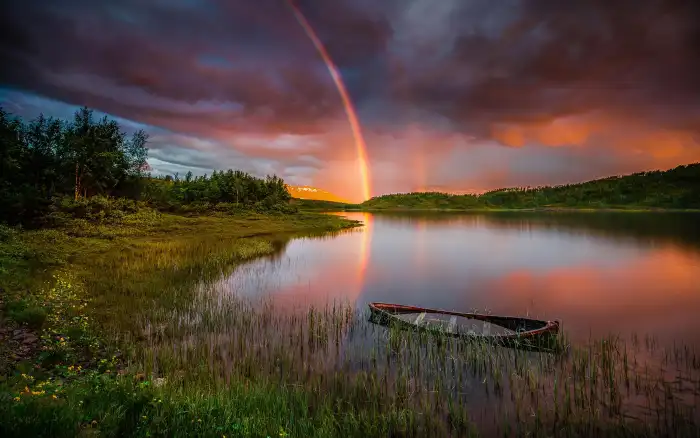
left=0, top=107, right=292, bottom=226
left=361, top=163, right=700, bottom=210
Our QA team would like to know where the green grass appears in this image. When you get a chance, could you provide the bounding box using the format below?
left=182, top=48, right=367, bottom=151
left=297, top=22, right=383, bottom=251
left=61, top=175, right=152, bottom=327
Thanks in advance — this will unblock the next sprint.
left=0, top=209, right=359, bottom=327
left=6, top=293, right=696, bottom=437
left=1, top=370, right=421, bottom=438
left=1, top=208, right=698, bottom=437
left=0, top=209, right=359, bottom=374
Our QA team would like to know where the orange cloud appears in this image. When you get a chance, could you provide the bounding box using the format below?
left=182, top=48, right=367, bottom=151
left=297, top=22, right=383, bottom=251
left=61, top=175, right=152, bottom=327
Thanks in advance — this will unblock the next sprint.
left=491, top=124, right=526, bottom=148
left=490, top=114, right=608, bottom=148
left=615, top=129, right=696, bottom=160
left=489, top=113, right=700, bottom=169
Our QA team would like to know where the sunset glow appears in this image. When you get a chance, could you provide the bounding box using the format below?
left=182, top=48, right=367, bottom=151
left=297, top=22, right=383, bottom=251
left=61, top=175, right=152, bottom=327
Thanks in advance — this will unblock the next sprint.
left=2, top=1, right=699, bottom=200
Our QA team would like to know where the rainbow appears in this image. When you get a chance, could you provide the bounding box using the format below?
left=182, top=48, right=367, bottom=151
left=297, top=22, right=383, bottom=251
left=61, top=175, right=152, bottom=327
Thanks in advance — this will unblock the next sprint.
left=287, top=2, right=372, bottom=201
left=358, top=212, right=372, bottom=282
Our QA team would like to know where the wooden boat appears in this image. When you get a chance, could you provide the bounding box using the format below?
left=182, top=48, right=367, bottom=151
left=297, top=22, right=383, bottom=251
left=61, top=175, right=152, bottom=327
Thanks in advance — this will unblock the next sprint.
left=368, top=302, right=561, bottom=349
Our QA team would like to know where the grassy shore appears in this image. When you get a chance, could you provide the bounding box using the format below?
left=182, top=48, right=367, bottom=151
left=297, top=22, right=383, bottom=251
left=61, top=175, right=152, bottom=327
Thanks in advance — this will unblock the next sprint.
left=1, top=208, right=699, bottom=437
left=0, top=209, right=362, bottom=436
left=0, top=209, right=360, bottom=366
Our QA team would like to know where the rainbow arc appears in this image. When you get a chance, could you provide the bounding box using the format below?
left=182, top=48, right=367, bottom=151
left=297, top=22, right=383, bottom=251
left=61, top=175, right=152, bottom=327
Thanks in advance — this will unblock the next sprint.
left=287, top=2, right=372, bottom=202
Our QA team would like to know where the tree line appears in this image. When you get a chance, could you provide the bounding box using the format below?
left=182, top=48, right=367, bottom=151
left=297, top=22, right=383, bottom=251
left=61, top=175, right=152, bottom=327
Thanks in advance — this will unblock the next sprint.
left=0, top=107, right=292, bottom=226
left=362, top=164, right=700, bottom=210
left=142, top=171, right=290, bottom=212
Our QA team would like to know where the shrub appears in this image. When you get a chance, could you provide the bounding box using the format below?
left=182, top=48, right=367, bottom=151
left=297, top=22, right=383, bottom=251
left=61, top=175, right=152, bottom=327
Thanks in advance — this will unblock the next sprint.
left=0, top=224, right=16, bottom=242
left=6, top=300, right=48, bottom=330
left=13, top=307, right=48, bottom=330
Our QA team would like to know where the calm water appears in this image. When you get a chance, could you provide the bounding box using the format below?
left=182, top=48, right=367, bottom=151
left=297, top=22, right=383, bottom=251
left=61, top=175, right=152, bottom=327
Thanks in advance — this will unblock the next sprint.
left=215, top=212, right=700, bottom=347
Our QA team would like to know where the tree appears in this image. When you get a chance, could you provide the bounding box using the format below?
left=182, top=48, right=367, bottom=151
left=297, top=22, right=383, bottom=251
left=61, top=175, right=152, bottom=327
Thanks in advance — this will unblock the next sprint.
left=0, top=106, right=154, bottom=225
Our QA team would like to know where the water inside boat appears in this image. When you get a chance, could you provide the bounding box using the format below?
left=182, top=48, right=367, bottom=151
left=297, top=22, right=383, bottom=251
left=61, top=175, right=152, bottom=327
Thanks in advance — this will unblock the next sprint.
left=393, top=312, right=518, bottom=336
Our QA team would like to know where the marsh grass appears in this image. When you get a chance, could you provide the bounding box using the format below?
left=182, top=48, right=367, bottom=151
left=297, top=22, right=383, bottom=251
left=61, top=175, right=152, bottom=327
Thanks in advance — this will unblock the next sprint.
left=1, top=213, right=698, bottom=437
left=129, top=275, right=700, bottom=437
left=0, top=211, right=359, bottom=330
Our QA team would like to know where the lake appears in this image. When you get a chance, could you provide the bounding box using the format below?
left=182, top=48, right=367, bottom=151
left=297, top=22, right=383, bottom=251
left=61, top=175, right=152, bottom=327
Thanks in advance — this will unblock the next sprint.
left=214, top=211, right=700, bottom=347
left=168, top=211, right=700, bottom=435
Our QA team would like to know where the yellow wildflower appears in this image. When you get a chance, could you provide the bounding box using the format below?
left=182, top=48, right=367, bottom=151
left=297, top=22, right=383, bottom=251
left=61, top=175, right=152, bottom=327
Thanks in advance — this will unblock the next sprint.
left=59, top=338, right=65, bottom=342
left=13, top=397, right=20, bottom=402
left=68, top=366, right=74, bottom=371
left=52, top=395, right=58, bottom=399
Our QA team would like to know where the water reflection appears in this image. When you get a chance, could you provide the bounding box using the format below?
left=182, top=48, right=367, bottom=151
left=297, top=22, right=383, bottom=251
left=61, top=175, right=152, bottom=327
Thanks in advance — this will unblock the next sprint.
left=213, top=213, right=372, bottom=309
left=357, top=212, right=372, bottom=291
left=215, top=212, right=700, bottom=347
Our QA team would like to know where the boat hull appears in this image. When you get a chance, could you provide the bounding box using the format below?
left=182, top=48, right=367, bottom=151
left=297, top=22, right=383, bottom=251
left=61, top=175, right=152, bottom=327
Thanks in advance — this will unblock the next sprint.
left=368, top=302, right=561, bottom=351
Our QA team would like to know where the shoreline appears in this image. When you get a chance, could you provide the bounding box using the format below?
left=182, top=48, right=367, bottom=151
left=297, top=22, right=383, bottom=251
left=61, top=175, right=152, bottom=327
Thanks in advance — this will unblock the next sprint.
left=0, top=210, right=359, bottom=373
left=303, top=206, right=700, bottom=213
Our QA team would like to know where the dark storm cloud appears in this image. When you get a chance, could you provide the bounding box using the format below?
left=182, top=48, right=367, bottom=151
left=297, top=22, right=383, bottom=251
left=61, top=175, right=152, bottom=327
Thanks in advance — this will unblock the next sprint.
left=0, top=0, right=393, bottom=136
left=387, top=0, right=700, bottom=135
left=3, top=0, right=699, bottom=139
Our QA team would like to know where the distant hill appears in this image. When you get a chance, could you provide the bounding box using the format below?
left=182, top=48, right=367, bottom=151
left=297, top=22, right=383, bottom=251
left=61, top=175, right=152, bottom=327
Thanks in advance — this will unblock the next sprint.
left=286, top=185, right=351, bottom=203
left=360, top=163, right=700, bottom=211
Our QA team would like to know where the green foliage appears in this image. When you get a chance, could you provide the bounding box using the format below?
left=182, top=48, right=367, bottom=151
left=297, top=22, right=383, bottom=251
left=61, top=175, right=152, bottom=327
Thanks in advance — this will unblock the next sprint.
left=361, top=192, right=482, bottom=210
left=0, top=372, right=418, bottom=438
left=362, top=164, right=700, bottom=210
left=6, top=300, right=47, bottom=330
left=44, top=195, right=146, bottom=224
left=0, top=107, right=149, bottom=226
left=0, top=106, right=297, bottom=225
left=141, top=170, right=292, bottom=213
left=0, top=224, right=16, bottom=243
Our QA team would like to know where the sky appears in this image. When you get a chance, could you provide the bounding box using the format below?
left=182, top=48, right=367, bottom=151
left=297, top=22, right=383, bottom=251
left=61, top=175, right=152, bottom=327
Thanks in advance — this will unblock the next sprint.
left=1, top=0, right=699, bottom=202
